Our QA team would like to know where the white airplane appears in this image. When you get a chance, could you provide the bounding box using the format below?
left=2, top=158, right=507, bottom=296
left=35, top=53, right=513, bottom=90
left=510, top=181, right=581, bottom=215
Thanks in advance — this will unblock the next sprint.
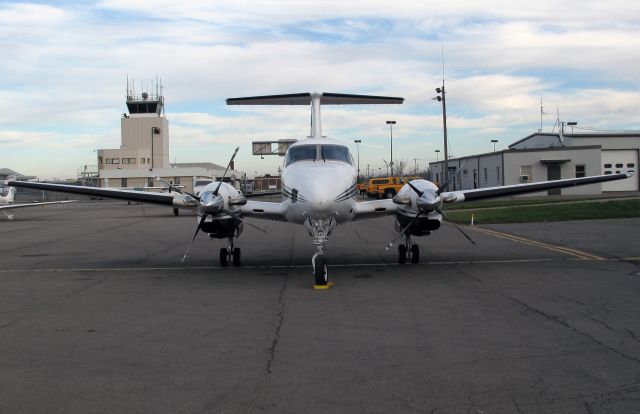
left=9, top=92, right=633, bottom=288
left=0, top=185, right=76, bottom=220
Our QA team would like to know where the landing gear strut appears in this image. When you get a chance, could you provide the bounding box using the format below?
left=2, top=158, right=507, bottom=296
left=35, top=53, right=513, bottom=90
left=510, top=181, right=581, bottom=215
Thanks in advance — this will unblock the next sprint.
left=398, top=233, right=420, bottom=264
left=217, top=235, right=241, bottom=267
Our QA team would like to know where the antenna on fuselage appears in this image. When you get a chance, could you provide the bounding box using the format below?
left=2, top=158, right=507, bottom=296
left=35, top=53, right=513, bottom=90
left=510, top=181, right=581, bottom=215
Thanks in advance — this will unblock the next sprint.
left=226, top=92, right=404, bottom=139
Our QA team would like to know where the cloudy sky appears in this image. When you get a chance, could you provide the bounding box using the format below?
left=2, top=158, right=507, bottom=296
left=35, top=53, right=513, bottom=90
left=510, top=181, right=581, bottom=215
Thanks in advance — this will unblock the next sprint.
left=1, top=1, right=639, bottom=179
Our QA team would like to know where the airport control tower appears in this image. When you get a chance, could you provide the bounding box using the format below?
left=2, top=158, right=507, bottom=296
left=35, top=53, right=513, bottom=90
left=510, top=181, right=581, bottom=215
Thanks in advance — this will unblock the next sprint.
left=97, top=78, right=169, bottom=174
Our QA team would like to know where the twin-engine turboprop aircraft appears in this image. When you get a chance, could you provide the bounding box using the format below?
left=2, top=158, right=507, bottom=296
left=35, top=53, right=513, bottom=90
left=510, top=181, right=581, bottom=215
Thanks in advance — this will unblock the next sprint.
left=9, top=92, right=633, bottom=287
left=0, top=185, right=76, bottom=220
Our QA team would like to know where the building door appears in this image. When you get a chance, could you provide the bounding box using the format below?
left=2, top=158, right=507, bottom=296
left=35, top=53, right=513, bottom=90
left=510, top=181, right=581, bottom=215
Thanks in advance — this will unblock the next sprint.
left=602, top=150, right=638, bottom=191
left=547, top=165, right=561, bottom=195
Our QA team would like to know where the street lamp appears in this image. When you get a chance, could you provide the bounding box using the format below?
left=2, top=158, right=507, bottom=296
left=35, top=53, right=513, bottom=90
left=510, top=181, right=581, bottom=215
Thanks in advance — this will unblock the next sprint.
left=354, top=139, right=362, bottom=180
left=151, top=126, right=161, bottom=169
left=382, top=159, right=389, bottom=176
left=435, top=149, right=440, bottom=161
left=491, top=139, right=498, bottom=152
left=386, top=120, right=396, bottom=176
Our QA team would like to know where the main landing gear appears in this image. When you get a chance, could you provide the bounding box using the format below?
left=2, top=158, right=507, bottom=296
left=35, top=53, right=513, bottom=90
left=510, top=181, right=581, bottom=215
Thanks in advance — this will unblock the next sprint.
left=216, top=235, right=241, bottom=267
left=398, top=233, right=420, bottom=264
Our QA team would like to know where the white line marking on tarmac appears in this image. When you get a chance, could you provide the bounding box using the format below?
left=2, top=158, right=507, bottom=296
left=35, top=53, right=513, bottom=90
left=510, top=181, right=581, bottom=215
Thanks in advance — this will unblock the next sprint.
left=1, top=257, right=637, bottom=273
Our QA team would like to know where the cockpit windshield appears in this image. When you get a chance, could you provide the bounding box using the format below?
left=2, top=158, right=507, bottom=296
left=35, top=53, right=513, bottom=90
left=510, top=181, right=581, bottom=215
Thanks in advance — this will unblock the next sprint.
left=285, top=144, right=353, bottom=166
left=286, top=145, right=316, bottom=166
left=321, top=145, right=352, bottom=164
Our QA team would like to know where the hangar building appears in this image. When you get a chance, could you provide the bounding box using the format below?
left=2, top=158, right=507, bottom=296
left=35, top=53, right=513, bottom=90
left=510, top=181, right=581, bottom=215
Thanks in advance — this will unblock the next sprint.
left=429, top=130, right=639, bottom=195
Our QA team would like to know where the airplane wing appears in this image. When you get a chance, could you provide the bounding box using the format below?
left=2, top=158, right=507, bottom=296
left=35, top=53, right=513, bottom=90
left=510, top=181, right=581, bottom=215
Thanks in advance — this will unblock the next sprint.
left=0, top=200, right=76, bottom=210
left=240, top=200, right=288, bottom=221
left=352, top=199, right=397, bottom=220
left=6, top=181, right=190, bottom=207
left=441, top=172, right=632, bottom=203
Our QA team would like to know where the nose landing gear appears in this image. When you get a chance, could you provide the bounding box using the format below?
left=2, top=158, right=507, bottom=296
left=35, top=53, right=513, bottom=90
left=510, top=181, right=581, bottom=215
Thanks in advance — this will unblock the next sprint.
left=308, top=218, right=334, bottom=289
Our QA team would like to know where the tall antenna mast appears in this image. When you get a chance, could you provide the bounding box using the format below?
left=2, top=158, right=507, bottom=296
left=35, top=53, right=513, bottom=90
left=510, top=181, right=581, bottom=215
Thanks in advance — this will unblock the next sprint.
left=539, top=98, right=544, bottom=132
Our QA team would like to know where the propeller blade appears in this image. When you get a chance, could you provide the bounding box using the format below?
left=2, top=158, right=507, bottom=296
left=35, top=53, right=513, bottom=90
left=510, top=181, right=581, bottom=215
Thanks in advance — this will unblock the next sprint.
left=385, top=212, right=422, bottom=250
left=213, top=146, right=240, bottom=196
left=437, top=208, right=476, bottom=245
left=181, top=214, right=208, bottom=263
left=437, top=160, right=468, bottom=196
left=222, top=209, right=268, bottom=234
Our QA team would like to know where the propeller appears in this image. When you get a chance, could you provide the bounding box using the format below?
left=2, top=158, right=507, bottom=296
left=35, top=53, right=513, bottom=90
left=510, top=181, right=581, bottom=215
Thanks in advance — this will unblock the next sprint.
left=437, top=208, right=476, bottom=245
left=385, top=212, right=422, bottom=250
left=182, top=214, right=208, bottom=263
left=395, top=173, right=476, bottom=246
left=180, top=146, right=265, bottom=262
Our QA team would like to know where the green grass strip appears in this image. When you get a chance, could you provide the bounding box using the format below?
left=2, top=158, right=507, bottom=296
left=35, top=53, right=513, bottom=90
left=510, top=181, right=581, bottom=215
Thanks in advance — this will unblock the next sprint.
left=446, top=199, right=640, bottom=224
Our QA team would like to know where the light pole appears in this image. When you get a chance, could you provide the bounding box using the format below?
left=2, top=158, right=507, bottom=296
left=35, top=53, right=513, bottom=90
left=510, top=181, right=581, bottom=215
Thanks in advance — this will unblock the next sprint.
left=354, top=139, right=362, bottom=180
left=435, top=149, right=440, bottom=161
left=382, top=160, right=389, bottom=176
left=491, top=139, right=498, bottom=152
left=433, top=84, right=448, bottom=184
left=151, top=126, right=161, bottom=169
left=386, top=120, right=396, bottom=176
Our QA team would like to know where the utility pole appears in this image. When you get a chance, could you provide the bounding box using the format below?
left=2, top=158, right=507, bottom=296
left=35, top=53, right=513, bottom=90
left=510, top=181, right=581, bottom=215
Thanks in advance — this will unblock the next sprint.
left=434, top=83, right=448, bottom=184
left=412, top=158, right=419, bottom=174
left=366, top=164, right=371, bottom=177
left=386, top=121, right=396, bottom=176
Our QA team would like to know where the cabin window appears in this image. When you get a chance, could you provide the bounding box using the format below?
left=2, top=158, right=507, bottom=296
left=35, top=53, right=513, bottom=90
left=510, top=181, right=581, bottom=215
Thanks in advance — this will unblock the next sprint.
left=575, top=165, right=586, bottom=178
left=286, top=145, right=317, bottom=166
left=615, top=163, right=624, bottom=168
left=604, top=163, right=612, bottom=168
left=628, top=163, right=635, bottom=168
left=604, top=171, right=612, bottom=175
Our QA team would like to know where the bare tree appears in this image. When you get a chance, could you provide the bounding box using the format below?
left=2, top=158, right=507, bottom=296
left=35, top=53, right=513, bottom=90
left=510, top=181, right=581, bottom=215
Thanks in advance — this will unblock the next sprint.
left=394, top=159, right=407, bottom=176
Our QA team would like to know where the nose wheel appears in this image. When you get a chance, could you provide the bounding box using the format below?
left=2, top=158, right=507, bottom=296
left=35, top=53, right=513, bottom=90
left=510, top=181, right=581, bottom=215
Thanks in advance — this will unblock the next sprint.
left=313, top=253, right=328, bottom=286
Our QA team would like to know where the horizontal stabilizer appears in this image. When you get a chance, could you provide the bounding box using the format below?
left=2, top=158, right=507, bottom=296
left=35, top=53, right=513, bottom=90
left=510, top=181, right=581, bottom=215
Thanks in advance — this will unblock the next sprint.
left=226, top=92, right=404, bottom=105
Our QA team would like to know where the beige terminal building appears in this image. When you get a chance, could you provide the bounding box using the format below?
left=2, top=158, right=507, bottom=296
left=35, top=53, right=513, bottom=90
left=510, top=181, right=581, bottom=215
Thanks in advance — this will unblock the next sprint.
left=97, top=84, right=239, bottom=193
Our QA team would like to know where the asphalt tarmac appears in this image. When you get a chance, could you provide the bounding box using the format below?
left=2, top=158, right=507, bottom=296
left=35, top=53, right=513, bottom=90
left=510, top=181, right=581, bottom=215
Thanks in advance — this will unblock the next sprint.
left=1, top=202, right=639, bottom=413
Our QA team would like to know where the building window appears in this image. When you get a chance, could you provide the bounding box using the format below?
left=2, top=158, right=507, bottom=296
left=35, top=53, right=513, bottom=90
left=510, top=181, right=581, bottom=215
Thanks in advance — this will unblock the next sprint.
left=98, top=157, right=103, bottom=165
left=122, top=158, right=137, bottom=164
left=105, top=158, right=120, bottom=164
left=575, top=165, right=586, bottom=178
left=141, top=158, right=145, bottom=164
left=121, top=178, right=128, bottom=187
left=520, top=166, right=532, bottom=183
left=174, top=176, right=181, bottom=185
left=147, top=177, right=154, bottom=187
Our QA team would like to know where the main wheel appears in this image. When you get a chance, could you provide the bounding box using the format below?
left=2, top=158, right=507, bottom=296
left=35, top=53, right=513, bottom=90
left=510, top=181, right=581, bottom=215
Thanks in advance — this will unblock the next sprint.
left=232, top=247, right=241, bottom=266
left=385, top=189, right=396, bottom=199
left=173, top=208, right=179, bottom=216
left=410, top=244, right=420, bottom=264
left=219, top=248, right=229, bottom=267
left=398, top=244, right=407, bottom=264
left=314, top=255, right=328, bottom=285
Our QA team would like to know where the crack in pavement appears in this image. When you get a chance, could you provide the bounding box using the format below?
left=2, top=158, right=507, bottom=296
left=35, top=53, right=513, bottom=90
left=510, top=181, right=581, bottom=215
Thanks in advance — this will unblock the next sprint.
left=265, top=226, right=295, bottom=375
left=505, top=294, right=640, bottom=366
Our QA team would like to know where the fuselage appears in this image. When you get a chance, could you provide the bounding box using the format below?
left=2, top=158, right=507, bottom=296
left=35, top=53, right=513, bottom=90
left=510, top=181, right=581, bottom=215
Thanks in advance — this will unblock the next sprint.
left=280, top=138, right=358, bottom=224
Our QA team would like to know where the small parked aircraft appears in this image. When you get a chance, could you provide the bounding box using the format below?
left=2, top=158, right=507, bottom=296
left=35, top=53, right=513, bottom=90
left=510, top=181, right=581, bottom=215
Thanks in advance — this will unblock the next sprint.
left=9, top=92, right=632, bottom=287
left=0, top=185, right=75, bottom=220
